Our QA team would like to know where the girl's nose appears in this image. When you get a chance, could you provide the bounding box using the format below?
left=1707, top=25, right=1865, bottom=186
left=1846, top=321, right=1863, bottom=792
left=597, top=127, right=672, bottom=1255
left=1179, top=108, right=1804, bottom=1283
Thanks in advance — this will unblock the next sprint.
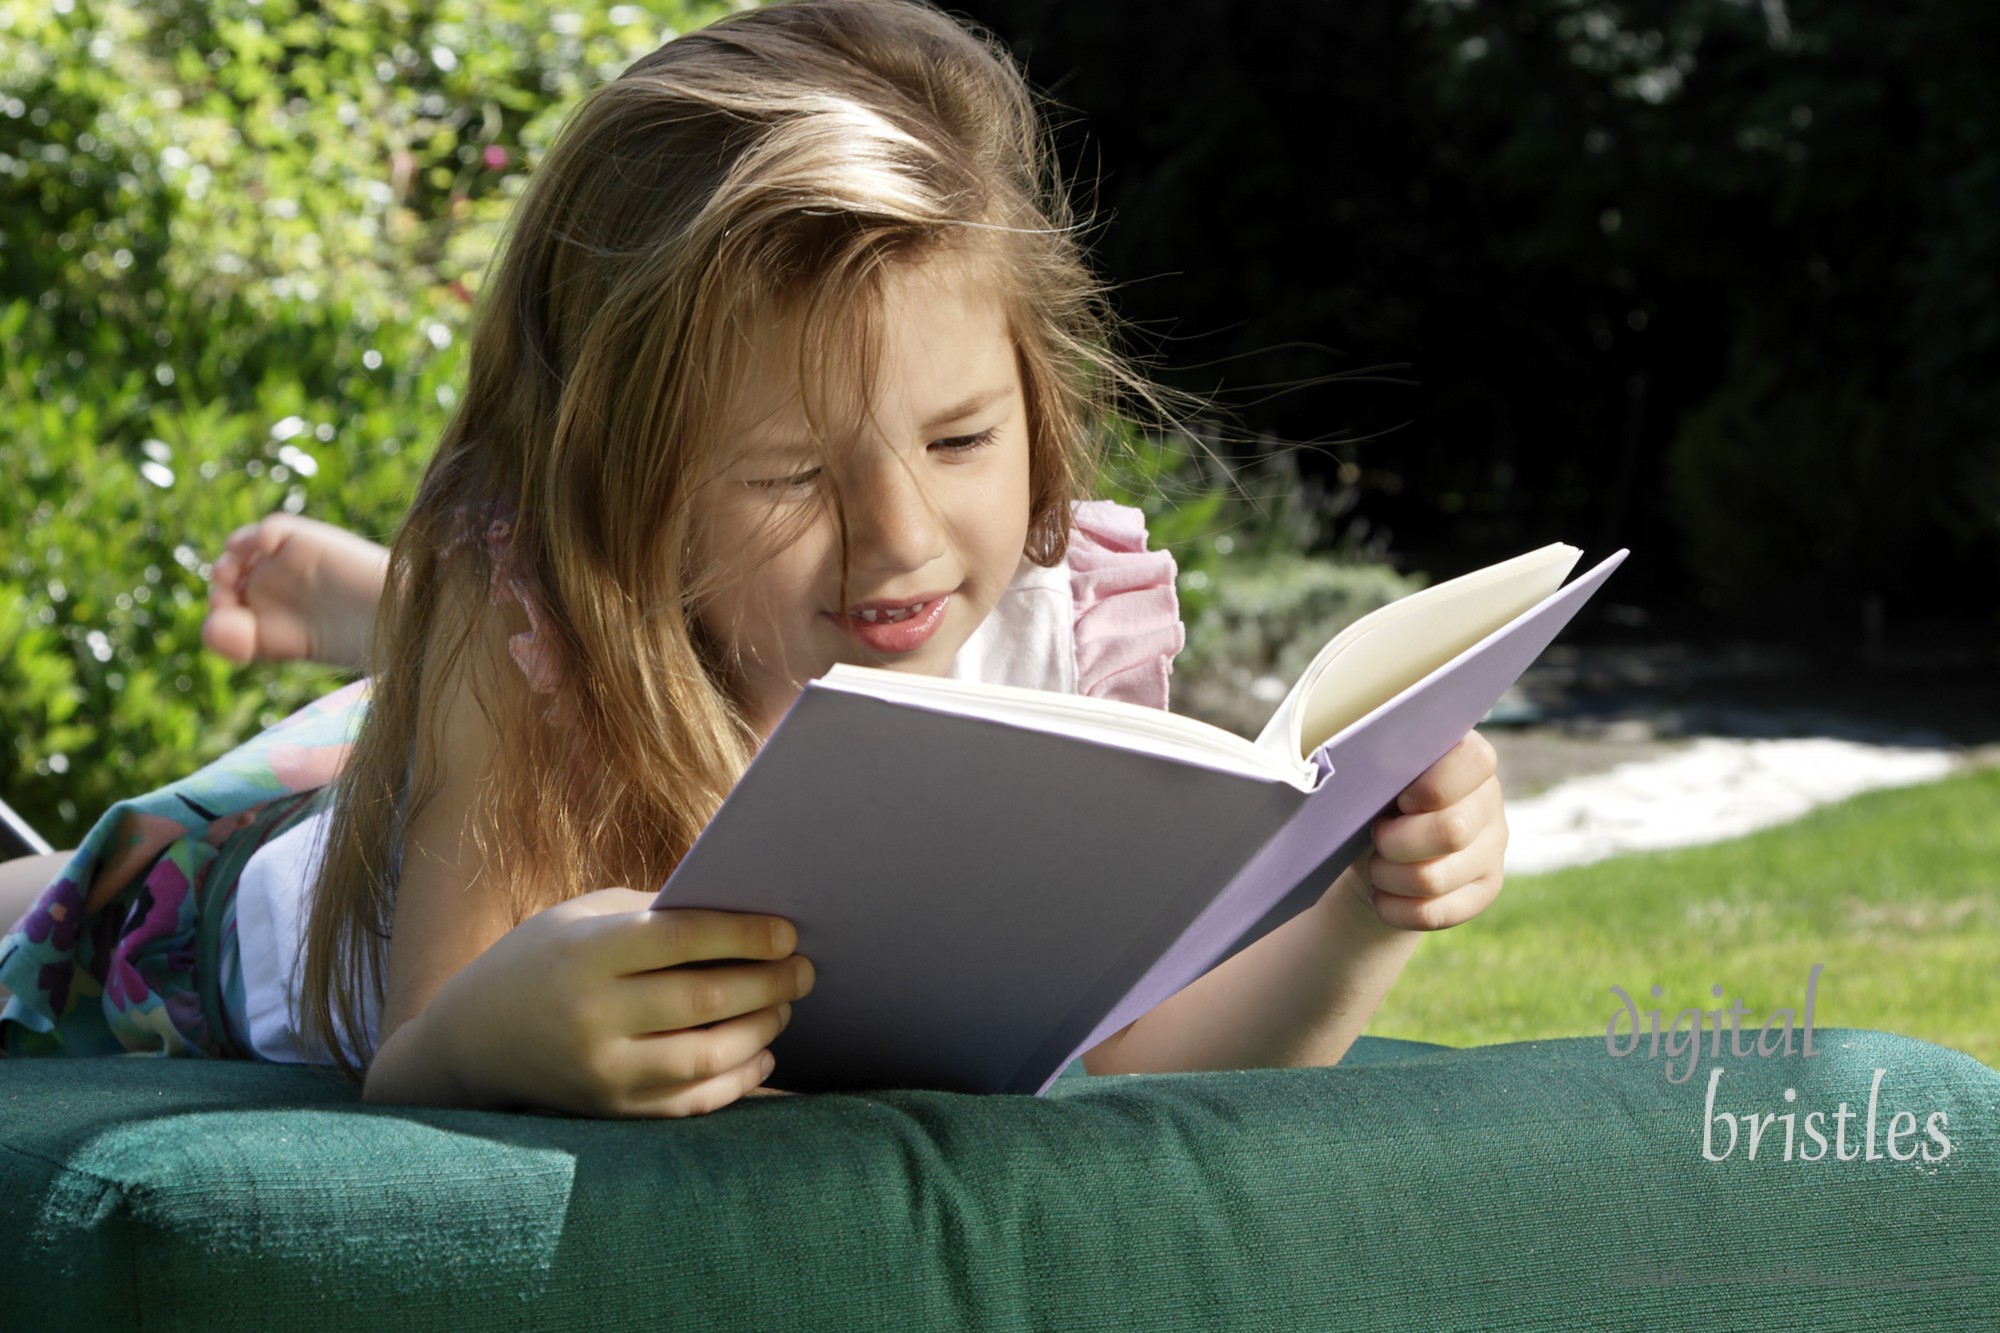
left=848, top=455, right=944, bottom=575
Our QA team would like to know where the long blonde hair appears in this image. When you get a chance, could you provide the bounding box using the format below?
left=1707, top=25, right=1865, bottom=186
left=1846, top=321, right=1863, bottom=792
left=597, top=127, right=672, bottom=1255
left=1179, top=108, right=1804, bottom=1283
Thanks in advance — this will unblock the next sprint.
left=302, top=0, right=1137, bottom=1076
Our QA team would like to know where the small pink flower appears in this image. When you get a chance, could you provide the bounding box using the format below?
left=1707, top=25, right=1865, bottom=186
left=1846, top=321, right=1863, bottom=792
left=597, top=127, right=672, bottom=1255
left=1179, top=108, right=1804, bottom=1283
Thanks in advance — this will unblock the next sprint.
left=483, top=144, right=510, bottom=171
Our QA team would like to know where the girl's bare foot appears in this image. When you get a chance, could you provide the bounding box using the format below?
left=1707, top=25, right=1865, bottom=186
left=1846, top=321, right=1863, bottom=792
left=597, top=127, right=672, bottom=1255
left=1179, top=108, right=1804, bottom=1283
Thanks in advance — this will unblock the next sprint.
left=202, top=515, right=390, bottom=671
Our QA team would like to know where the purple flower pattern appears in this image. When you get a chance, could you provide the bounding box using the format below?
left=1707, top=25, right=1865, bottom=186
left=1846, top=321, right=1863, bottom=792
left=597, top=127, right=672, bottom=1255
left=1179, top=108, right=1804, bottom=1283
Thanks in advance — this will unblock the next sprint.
left=0, top=681, right=368, bottom=1057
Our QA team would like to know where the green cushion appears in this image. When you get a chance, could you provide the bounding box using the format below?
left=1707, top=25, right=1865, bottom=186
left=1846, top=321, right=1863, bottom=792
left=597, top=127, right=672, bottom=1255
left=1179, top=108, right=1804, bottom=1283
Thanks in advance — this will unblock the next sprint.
left=2, top=1031, right=1994, bottom=1330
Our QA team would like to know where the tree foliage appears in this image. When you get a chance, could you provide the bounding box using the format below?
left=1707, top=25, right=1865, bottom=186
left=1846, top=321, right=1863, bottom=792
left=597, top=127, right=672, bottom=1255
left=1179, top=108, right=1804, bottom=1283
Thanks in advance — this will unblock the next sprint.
left=960, top=0, right=2000, bottom=631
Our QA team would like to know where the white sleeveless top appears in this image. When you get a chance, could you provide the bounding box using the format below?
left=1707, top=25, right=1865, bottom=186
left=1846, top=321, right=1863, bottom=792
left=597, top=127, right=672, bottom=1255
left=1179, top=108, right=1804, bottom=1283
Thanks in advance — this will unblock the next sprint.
left=233, top=502, right=1180, bottom=1063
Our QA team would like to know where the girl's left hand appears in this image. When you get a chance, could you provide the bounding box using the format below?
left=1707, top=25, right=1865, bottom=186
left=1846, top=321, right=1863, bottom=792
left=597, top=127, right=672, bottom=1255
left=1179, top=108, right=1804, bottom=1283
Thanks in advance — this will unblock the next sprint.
left=1347, top=731, right=1506, bottom=932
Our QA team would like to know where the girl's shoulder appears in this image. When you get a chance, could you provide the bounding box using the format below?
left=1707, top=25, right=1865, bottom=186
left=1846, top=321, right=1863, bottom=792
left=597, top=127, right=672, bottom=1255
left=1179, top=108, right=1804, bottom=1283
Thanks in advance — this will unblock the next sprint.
left=949, top=500, right=1184, bottom=709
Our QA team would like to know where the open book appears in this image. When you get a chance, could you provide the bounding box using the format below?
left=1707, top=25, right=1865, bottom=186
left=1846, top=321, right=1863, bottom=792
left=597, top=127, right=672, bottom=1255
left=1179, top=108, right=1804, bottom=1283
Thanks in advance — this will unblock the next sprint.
left=656, top=544, right=1627, bottom=1094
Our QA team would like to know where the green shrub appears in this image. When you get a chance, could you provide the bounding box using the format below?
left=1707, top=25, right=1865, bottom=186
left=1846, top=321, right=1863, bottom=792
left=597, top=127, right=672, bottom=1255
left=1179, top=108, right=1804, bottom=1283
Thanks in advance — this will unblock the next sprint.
left=1096, top=426, right=1414, bottom=737
left=1665, top=328, right=1920, bottom=630
left=1173, top=555, right=1423, bottom=738
left=0, top=0, right=732, bottom=845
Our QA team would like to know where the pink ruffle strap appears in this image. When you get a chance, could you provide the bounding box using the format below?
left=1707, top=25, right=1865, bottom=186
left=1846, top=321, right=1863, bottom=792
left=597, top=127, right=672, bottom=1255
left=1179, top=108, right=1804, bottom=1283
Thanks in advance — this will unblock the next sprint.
left=1067, top=500, right=1184, bottom=711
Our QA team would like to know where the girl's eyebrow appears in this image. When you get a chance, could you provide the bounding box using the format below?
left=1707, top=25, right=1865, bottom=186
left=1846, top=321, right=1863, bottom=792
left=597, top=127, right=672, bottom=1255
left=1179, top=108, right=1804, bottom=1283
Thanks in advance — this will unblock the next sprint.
left=742, top=386, right=1015, bottom=457
left=734, top=445, right=820, bottom=469
left=919, top=385, right=1011, bottom=433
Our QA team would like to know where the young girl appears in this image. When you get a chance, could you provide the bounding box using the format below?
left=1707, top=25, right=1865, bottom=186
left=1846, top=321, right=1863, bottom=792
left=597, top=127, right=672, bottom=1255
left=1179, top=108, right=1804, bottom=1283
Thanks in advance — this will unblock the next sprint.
left=0, top=0, right=1506, bottom=1117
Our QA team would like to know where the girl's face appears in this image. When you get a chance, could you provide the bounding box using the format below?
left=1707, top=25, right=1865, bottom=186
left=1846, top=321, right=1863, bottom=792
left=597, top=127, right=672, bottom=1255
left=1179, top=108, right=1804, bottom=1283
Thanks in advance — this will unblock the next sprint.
left=692, top=256, right=1034, bottom=737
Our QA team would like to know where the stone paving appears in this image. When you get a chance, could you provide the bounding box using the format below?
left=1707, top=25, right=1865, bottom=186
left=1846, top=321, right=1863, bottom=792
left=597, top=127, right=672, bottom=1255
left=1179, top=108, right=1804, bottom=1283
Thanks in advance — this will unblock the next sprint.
left=1500, top=734, right=1964, bottom=874
left=1484, top=642, right=1994, bottom=875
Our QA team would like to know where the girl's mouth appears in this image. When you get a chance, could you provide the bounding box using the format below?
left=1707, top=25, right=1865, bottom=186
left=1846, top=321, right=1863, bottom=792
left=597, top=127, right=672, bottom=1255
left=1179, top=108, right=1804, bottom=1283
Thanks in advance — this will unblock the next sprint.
left=832, top=594, right=951, bottom=654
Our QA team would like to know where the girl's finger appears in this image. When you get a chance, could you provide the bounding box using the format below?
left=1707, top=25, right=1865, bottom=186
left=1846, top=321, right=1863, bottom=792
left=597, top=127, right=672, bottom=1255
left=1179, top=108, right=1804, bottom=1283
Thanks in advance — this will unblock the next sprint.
left=224, top=518, right=278, bottom=552
left=213, top=523, right=260, bottom=568
left=203, top=522, right=288, bottom=661
left=614, top=1045, right=781, bottom=1119
left=201, top=599, right=259, bottom=662
left=1374, top=777, right=1504, bottom=864
left=1394, top=731, right=1499, bottom=814
left=1367, top=819, right=1507, bottom=900
left=619, top=955, right=814, bottom=1033
left=556, top=892, right=799, bottom=974
left=1369, top=875, right=1503, bottom=932
left=642, top=907, right=801, bottom=970
left=206, top=534, right=256, bottom=608
left=622, top=1001, right=792, bottom=1090
left=215, top=519, right=287, bottom=579
left=207, top=547, right=244, bottom=595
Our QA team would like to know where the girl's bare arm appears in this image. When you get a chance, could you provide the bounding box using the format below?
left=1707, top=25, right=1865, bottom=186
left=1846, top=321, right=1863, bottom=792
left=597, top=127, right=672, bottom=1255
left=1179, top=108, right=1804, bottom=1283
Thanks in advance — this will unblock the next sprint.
left=361, top=611, right=812, bottom=1117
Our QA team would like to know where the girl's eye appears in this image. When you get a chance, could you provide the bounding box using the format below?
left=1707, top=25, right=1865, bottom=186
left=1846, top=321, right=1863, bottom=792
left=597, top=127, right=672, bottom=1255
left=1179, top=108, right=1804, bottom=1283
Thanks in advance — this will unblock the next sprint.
left=931, top=426, right=999, bottom=455
left=747, top=467, right=823, bottom=494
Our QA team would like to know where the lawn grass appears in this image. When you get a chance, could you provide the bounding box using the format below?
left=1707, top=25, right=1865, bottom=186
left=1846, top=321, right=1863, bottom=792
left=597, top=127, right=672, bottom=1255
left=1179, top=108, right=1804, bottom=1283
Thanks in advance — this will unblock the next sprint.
left=1368, top=764, right=2000, bottom=1069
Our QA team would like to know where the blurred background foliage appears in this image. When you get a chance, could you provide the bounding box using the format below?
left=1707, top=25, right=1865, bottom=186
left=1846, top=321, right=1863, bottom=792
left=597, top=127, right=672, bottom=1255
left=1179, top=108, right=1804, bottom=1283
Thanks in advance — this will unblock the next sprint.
left=961, top=0, right=2000, bottom=637
left=1, top=0, right=732, bottom=840
left=4, top=0, right=1997, bottom=843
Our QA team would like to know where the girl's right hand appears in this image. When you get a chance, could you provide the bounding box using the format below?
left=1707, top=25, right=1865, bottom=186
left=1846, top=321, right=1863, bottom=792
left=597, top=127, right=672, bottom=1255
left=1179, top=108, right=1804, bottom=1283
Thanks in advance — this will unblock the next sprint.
left=403, top=889, right=814, bottom=1118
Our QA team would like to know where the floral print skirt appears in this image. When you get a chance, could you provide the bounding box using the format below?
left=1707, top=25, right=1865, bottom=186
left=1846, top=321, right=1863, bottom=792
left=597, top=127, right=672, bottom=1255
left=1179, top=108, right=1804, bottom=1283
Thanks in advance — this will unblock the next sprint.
left=0, top=682, right=367, bottom=1058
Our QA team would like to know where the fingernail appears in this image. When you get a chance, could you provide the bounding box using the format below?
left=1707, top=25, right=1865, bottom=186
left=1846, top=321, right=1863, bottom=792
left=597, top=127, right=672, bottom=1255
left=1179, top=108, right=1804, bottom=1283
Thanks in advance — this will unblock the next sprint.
left=795, top=958, right=815, bottom=994
left=760, top=1051, right=776, bottom=1078
left=778, top=1001, right=793, bottom=1028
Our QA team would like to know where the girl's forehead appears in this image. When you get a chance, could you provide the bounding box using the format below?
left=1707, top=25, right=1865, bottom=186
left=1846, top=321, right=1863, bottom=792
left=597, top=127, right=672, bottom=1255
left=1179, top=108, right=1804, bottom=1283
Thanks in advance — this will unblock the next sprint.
left=718, top=257, right=1019, bottom=448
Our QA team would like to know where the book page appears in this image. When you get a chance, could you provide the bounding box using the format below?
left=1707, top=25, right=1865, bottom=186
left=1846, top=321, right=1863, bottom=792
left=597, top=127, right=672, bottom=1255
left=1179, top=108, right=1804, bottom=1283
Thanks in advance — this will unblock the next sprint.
left=818, top=665, right=1314, bottom=788
left=1253, top=544, right=1582, bottom=765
